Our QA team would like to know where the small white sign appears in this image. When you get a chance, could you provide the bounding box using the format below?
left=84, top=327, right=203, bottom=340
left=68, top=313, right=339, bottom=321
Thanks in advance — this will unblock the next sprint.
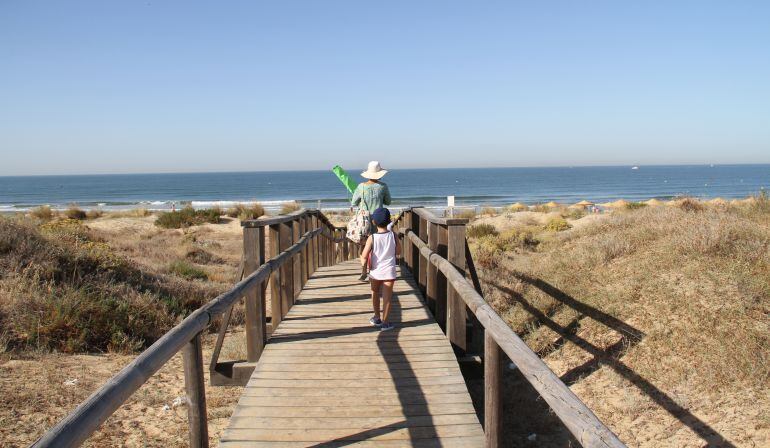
left=447, top=195, right=455, bottom=207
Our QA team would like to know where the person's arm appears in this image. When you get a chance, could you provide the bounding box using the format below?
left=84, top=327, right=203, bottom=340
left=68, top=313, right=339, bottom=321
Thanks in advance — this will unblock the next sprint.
left=351, top=184, right=362, bottom=207
left=360, top=235, right=373, bottom=266
left=382, top=184, right=392, bottom=205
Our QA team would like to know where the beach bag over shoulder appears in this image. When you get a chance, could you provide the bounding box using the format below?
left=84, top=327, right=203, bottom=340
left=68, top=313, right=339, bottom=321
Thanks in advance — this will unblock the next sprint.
left=346, top=209, right=371, bottom=243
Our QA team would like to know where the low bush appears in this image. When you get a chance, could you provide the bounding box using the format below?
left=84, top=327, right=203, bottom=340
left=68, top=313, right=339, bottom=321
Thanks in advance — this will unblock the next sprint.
left=64, top=206, right=87, bottom=220
left=30, top=206, right=55, bottom=221
left=479, top=206, right=498, bottom=216
left=625, top=201, right=647, bottom=210
left=467, top=223, right=498, bottom=239
left=155, top=206, right=221, bottom=229
left=0, top=219, right=218, bottom=353
left=85, top=209, right=104, bottom=219
left=561, top=208, right=587, bottom=220
left=678, top=197, right=705, bottom=212
left=543, top=216, right=571, bottom=232
left=227, top=203, right=266, bottom=220
left=454, top=209, right=476, bottom=220
left=507, top=203, right=528, bottom=212
left=168, top=260, right=208, bottom=280
left=280, top=201, right=301, bottom=215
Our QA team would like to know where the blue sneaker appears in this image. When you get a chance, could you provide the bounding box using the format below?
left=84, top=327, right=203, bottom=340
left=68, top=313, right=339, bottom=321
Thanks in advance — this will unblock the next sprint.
left=369, top=316, right=382, bottom=327
left=380, top=322, right=395, bottom=331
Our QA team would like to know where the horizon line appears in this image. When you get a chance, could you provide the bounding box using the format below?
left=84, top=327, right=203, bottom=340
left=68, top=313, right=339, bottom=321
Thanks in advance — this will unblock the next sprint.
left=2, top=162, right=770, bottom=178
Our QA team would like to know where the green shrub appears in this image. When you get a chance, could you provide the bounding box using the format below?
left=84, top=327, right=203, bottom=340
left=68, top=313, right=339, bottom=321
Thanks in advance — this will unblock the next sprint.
left=168, top=260, right=208, bottom=280
left=544, top=216, right=571, bottom=232
left=467, top=223, right=498, bottom=239
left=562, top=208, right=587, bottom=220
left=30, top=206, right=55, bottom=221
left=155, top=206, right=221, bottom=229
left=280, top=201, right=301, bottom=215
left=625, top=201, right=647, bottom=210
left=0, top=219, right=219, bottom=353
left=64, top=206, right=87, bottom=220
left=498, top=227, right=540, bottom=251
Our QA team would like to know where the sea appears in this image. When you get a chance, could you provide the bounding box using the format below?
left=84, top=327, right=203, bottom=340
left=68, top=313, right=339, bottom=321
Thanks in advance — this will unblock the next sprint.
left=0, top=165, right=768, bottom=214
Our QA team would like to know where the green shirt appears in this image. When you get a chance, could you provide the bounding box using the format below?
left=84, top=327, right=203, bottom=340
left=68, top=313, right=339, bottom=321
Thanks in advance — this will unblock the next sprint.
left=351, top=182, right=391, bottom=212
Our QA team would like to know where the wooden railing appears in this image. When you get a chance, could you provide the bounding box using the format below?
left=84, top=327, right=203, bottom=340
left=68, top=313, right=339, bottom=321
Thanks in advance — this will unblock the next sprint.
left=32, top=209, right=357, bottom=448
left=392, top=207, right=626, bottom=448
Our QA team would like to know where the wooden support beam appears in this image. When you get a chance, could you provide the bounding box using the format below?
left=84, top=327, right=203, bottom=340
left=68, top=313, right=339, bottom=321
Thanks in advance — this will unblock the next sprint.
left=435, top=225, right=449, bottom=331
left=292, top=219, right=301, bottom=300
left=447, top=223, right=467, bottom=354
left=279, top=222, right=293, bottom=317
left=410, top=212, right=420, bottom=279
left=243, top=227, right=265, bottom=362
left=183, top=333, right=209, bottom=448
left=268, top=224, right=282, bottom=328
left=426, top=222, right=439, bottom=314
left=485, top=332, right=502, bottom=448
left=418, top=215, right=428, bottom=294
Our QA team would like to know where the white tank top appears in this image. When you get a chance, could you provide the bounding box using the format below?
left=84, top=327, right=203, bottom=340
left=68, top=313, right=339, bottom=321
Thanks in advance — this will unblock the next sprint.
left=369, top=231, right=397, bottom=280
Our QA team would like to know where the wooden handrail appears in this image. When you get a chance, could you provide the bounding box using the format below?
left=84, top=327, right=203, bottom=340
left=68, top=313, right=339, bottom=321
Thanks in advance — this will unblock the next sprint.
left=33, top=223, right=327, bottom=448
left=401, top=226, right=625, bottom=448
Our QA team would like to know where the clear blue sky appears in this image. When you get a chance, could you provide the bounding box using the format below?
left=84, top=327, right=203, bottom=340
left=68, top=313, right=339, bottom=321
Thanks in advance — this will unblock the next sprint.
left=1, top=1, right=769, bottom=175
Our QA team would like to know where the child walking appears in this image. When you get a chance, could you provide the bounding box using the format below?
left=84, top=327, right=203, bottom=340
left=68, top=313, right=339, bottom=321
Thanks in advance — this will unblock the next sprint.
left=360, top=207, right=401, bottom=331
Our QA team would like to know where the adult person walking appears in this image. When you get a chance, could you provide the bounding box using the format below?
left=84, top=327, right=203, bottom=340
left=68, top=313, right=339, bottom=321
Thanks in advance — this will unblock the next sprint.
left=350, top=161, right=392, bottom=280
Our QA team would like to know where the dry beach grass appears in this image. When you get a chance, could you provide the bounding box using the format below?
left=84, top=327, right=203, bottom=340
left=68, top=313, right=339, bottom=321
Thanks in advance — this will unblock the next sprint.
left=1, top=199, right=769, bottom=447
left=468, top=197, right=770, bottom=447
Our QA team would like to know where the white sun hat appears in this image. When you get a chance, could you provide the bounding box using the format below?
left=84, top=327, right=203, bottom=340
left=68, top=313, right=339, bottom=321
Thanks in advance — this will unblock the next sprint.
left=361, top=161, right=388, bottom=179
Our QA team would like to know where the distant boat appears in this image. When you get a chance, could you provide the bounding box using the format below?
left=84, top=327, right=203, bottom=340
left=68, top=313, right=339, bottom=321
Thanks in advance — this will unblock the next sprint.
left=631, top=166, right=639, bottom=170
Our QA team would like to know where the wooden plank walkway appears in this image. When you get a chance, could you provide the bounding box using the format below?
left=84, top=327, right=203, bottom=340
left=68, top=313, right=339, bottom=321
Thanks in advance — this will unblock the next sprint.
left=219, top=260, right=484, bottom=448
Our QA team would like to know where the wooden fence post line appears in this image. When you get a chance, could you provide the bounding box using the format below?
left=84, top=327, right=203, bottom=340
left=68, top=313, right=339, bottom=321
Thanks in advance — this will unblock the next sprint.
left=403, top=211, right=412, bottom=270
left=447, top=223, right=467, bottom=353
left=268, top=224, right=282, bottom=329
left=410, top=212, right=420, bottom=278
left=292, top=219, right=302, bottom=299
left=485, top=332, right=502, bottom=448
left=243, top=227, right=265, bottom=362
left=426, top=222, right=439, bottom=314
left=436, top=225, right=449, bottom=331
left=183, top=333, right=208, bottom=448
left=309, top=215, right=317, bottom=273
left=280, top=221, right=293, bottom=317
left=418, top=215, right=428, bottom=294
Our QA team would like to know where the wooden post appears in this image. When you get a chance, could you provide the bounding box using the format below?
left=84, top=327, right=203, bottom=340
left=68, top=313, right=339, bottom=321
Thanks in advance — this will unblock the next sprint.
left=280, top=222, right=293, bottom=316
left=426, top=222, right=439, bottom=314
left=183, top=333, right=208, bottom=448
left=435, top=225, right=449, bottom=331
left=268, top=224, right=282, bottom=328
left=447, top=223, right=467, bottom=353
left=292, top=219, right=301, bottom=299
left=311, top=215, right=319, bottom=272
left=410, top=212, right=420, bottom=277
left=299, top=216, right=307, bottom=287
left=343, top=233, right=349, bottom=260
left=243, top=227, right=265, bottom=362
left=418, top=215, right=428, bottom=294
left=485, top=332, right=503, bottom=448
left=403, top=212, right=411, bottom=270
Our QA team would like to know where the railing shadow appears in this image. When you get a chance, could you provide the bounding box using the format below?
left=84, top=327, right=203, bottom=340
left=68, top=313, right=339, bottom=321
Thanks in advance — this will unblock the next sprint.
left=302, top=266, right=441, bottom=446
left=485, top=275, right=736, bottom=448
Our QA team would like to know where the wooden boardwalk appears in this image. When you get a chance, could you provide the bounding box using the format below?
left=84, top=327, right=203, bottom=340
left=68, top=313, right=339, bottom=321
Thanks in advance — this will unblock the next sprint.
left=219, top=260, right=484, bottom=447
